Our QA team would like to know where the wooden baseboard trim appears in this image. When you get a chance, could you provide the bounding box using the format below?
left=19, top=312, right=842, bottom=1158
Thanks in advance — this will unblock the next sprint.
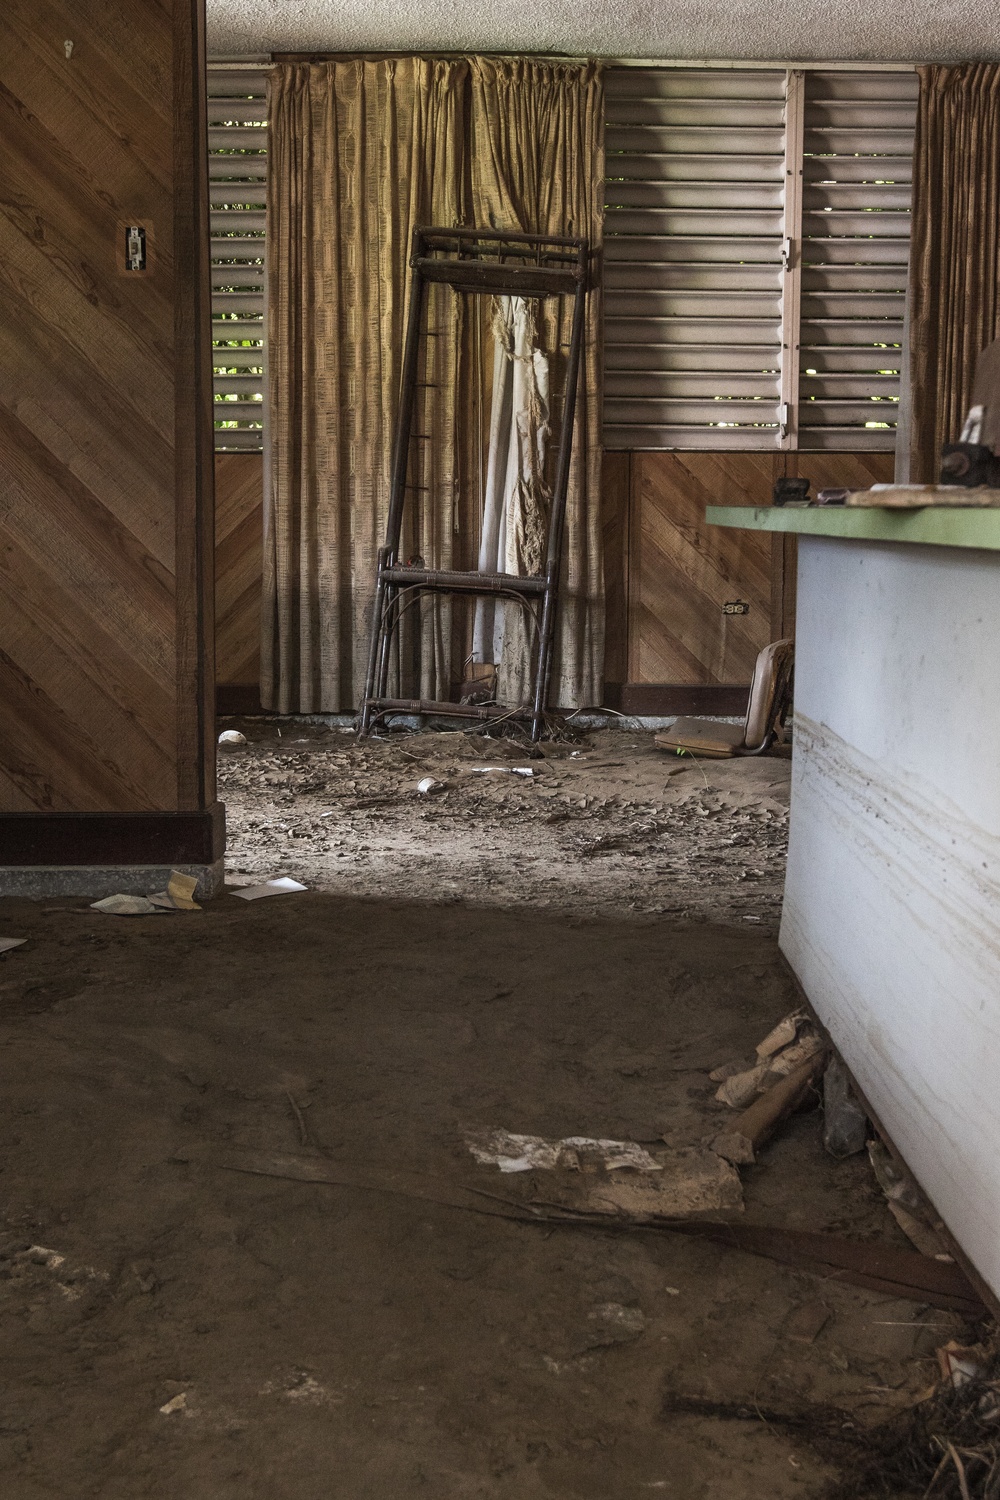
left=0, top=804, right=226, bottom=866
left=217, top=685, right=265, bottom=716
left=614, top=684, right=750, bottom=717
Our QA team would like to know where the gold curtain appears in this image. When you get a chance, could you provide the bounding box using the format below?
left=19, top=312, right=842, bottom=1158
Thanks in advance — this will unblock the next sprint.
left=469, top=59, right=605, bottom=708
left=264, top=56, right=605, bottom=712
left=907, top=64, right=1000, bottom=482
left=263, top=58, right=470, bottom=713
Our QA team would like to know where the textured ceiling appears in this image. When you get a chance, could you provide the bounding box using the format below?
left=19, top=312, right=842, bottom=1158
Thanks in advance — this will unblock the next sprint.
left=206, top=0, right=998, bottom=63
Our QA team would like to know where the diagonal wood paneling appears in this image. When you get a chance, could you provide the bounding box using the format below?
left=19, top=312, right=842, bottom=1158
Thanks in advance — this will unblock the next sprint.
left=630, top=452, right=777, bottom=687
left=0, top=0, right=214, bottom=817
left=601, top=451, right=630, bottom=692
left=625, top=450, right=898, bottom=693
left=215, top=452, right=263, bottom=688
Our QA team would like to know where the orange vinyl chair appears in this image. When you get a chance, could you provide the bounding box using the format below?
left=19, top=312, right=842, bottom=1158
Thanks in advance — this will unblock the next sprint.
left=653, top=639, right=794, bottom=759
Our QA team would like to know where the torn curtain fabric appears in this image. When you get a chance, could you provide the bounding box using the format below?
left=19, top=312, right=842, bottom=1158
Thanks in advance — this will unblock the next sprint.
left=906, top=64, right=1000, bottom=482
left=469, top=59, right=604, bottom=711
left=264, top=57, right=604, bottom=712
left=472, top=296, right=552, bottom=695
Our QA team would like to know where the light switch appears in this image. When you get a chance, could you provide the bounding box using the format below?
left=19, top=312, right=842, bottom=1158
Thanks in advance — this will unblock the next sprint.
left=125, top=225, right=147, bottom=271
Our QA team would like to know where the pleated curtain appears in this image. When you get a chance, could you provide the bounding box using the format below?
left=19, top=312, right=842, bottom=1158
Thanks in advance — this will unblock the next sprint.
left=906, top=64, right=1000, bottom=482
left=263, top=56, right=604, bottom=713
left=263, top=58, right=469, bottom=713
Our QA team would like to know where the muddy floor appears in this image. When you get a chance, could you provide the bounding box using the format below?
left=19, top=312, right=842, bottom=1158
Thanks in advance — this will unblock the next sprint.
left=218, top=723, right=792, bottom=928
left=0, top=728, right=977, bottom=1498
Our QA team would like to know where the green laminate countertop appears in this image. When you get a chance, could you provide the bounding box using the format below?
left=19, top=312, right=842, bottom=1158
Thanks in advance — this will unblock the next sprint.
left=706, top=504, right=1000, bottom=551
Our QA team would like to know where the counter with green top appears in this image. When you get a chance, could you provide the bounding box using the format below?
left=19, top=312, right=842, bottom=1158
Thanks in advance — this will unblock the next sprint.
left=709, top=494, right=1000, bottom=1304
left=706, top=503, right=1000, bottom=551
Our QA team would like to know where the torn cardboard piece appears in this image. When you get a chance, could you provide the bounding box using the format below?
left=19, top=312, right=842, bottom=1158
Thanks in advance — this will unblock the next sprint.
left=148, top=871, right=200, bottom=911
left=539, top=1148, right=744, bottom=1221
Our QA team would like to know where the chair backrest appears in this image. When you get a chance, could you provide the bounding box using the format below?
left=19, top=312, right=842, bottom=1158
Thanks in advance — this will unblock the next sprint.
left=743, top=638, right=794, bottom=750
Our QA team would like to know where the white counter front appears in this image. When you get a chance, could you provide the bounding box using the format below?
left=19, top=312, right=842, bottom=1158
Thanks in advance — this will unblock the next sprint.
left=708, top=507, right=1000, bottom=1301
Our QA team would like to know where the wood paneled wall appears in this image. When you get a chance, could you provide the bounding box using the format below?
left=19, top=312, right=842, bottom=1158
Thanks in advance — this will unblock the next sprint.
left=215, top=453, right=263, bottom=694
left=0, top=0, right=218, bottom=857
left=601, top=450, right=895, bottom=713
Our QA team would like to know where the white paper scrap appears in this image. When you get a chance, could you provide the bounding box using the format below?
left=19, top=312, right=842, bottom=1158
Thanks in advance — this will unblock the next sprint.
left=466, top=1129, right=664, bottom=1175
left=0, top=937, right=27, bottom=954
left=469, top=767, right=536, bottom=777
left=90, top=894, right=162, bottom=917
left=230, top=877, right=307, bottom=901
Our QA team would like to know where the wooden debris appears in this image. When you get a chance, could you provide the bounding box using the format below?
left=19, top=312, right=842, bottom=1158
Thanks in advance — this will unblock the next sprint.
left=712, top=1050, right=828, bottom=1165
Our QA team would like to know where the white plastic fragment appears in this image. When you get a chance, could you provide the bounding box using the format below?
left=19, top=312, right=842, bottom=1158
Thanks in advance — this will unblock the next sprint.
left=416, top=777, right=445, bottom=795
left=218, top=730, right=247, bottom=745
left=230, top=876, right=307, bottom=901
left=0, top=937, right=27, bottom=954
left=159, top=1393, right=187, bottom=1415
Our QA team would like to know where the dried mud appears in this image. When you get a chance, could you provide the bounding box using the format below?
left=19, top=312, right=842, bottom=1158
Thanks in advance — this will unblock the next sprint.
left=0, top=726, right=973, bottom=1498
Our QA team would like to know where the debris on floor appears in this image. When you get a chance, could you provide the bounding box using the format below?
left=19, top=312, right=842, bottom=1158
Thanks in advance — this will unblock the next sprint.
left=229, top=876, right=308, bottom=901
left=0, top=937, right=26, bottom=953
left=823, top=1055, right=869, bottom=1158
left=216, top=723, right=792, bottom=925
left=0, top=781, right=993, bottom=1499
left=712, top=1009, right=825, bottom=1108
left=530, top=1146, right=745, bottom=1220
left=712, top=1050, right=829, bottom=1166
left=937, top=1339, right=988, bottom=1389
left=218, top=729, right=247, bottom=745
left=869, top=1139, right=954, bottom=1260
left=90, top=870, right=201, bottom=917
left=465, top=1129, right=664, bottom=1173
left=783, top=1299, right=832, bottom=1345
left=90, top=894, right=164, bottom=916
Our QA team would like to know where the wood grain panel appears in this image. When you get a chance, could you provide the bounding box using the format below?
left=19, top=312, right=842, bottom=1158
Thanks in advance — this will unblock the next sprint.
left=215, top=453, right=263, bottom=689
left=629, top=452, right=777, bottom=688
left=789, top=452, right=896, bottom=495
left=601, top=451, right=630, bottom=694
left=0, top=0, right=214, bottom=818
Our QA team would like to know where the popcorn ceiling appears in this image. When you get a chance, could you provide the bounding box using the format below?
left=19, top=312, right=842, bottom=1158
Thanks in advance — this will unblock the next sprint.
left=206, top=0, right=998, bottom=64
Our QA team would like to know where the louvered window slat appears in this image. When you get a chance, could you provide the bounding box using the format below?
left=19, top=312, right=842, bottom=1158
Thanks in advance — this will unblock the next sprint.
left=208, top=65, right=268, bottom=453
left=798, top=70, right=917, bottom=449
left=604, top=65, right=916, bottom=452
left=604, top=69, right=786, bottom=449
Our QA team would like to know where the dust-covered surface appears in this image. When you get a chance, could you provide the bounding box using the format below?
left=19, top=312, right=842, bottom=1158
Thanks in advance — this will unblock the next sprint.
left=0, top=873, right=981, bottom=1500
left=218, top=723, right=792, bottom=928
